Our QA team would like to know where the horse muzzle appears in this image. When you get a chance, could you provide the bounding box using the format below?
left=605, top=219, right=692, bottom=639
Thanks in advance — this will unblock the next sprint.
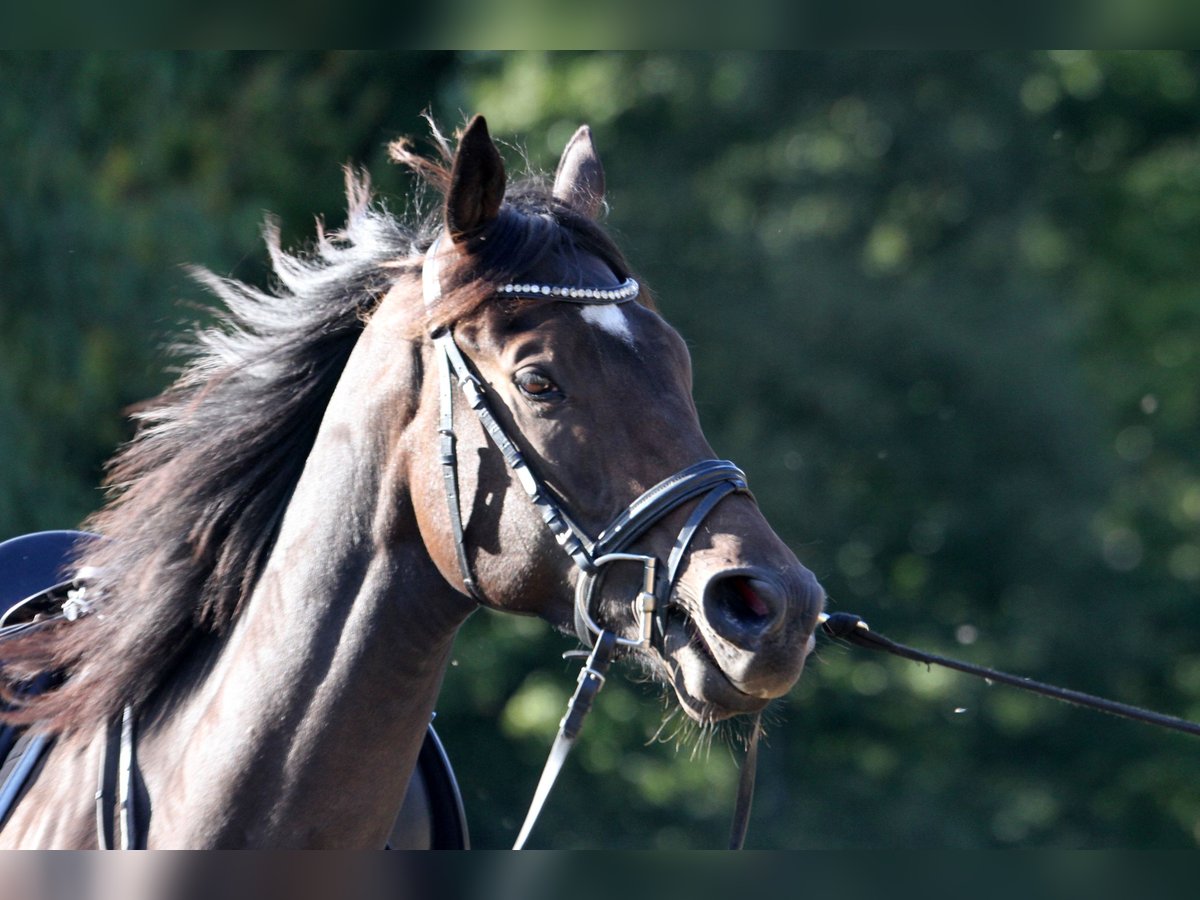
left=657, top=553, right=825, bottom=720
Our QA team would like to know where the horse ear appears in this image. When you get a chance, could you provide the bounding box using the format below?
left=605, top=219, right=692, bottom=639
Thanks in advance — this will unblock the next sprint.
left=445, top=115, right=506, bottom=244
left=552, top=125, right=605, bottom=219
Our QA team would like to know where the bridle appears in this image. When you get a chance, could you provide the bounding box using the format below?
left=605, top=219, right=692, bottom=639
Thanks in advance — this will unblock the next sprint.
left=425, top=237, right=751, bottom=648
left=423, top=237, right=761, bottom=848
left=437, top=327, right=749, bottom=646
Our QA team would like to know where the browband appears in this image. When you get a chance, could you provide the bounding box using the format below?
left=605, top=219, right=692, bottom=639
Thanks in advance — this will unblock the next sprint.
left=422, top=234, right=640, bottom=313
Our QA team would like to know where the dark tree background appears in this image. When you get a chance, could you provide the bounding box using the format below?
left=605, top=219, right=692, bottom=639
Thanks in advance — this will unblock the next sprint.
left=3, top=51, right=1200, bottom=847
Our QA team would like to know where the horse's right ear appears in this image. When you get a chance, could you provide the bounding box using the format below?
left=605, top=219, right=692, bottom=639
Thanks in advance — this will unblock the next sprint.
left=552, top=125, right=605, bottom=219
left=445, top=115, right=506, bottom=244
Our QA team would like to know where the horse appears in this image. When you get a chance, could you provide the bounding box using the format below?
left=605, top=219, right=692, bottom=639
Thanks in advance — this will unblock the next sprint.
left=0, top=115, right=824, bottom=848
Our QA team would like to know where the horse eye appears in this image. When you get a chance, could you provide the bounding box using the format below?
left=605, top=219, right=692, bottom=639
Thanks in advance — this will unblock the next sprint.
left=515, top=370, right=561, bottom=400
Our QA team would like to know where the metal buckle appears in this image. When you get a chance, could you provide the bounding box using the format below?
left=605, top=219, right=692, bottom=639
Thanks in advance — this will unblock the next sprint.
left=575, top=552, right=658, bottom=649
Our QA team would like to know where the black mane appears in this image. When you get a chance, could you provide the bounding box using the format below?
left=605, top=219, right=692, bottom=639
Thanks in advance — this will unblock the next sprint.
left=0, top=173, right=418, bottom=729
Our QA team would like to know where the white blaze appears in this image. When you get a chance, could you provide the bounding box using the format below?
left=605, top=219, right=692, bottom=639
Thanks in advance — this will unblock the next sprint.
left=579, top=303, right=634, bottom=345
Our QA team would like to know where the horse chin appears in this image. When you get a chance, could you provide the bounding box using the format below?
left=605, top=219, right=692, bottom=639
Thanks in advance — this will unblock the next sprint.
left=656, top=611, right=773, bottom=723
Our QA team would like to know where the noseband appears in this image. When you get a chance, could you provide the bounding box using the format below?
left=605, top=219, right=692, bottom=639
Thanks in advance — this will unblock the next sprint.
left=423, top=237, right=750, bottom=650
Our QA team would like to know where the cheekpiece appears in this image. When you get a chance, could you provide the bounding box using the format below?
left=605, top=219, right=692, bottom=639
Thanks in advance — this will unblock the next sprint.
left=497, top=277, right=640, bottom=303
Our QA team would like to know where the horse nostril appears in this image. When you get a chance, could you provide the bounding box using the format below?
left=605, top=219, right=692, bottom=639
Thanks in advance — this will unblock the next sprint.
left=731, top=578, right=771, bottom=619
left=704, top=574, right=783, bottom=646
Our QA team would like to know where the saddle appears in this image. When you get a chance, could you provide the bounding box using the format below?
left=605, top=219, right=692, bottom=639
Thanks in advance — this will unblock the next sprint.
left=0, top=530, right=468, bottom=849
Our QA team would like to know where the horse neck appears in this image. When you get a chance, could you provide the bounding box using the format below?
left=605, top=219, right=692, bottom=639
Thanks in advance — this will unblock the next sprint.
left=141, top=312, right=476, bottom=847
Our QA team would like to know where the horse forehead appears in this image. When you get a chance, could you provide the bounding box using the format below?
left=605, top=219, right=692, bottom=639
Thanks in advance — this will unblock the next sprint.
left=578, top=303, right=634, bottom=345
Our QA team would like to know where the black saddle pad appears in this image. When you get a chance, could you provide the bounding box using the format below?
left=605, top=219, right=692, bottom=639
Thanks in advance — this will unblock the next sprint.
left=0, top=531, right=98, bottom=614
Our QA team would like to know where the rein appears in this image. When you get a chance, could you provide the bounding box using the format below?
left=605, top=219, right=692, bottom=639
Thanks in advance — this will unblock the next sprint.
left=423, top=237, right=760, bottom=848
left=820, top=612, right=1200, bottom=738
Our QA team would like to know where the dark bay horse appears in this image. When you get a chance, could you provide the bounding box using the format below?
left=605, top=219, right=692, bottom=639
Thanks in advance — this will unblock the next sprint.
left=0, top=116, right=824, bottom=848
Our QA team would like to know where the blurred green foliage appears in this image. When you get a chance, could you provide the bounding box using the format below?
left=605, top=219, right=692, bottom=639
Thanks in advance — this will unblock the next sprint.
left=3, top=51, right=1200, bottom=847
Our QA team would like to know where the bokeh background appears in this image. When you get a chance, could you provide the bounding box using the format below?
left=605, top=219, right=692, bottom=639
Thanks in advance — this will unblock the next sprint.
left=3, top=51, right=1200, bottom=848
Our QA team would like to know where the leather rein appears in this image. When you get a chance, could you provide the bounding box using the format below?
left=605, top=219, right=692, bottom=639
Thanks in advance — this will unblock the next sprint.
left=424, top=238, right=762, bottom=849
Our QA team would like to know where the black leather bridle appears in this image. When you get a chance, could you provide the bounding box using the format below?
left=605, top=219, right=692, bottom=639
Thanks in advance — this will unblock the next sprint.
left=423, top=238, right=760, bottom=848
left=425, top=237, right=751, bottom=647
left=435, top=330, right=750, bottom=646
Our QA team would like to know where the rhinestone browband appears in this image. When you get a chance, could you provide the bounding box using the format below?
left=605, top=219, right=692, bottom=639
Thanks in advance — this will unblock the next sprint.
left=497, top=277, right=639, bottom=303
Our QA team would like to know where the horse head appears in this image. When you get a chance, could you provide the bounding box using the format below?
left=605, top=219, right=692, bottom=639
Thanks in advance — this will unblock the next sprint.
left=401, top=117, right=825, bottom=723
